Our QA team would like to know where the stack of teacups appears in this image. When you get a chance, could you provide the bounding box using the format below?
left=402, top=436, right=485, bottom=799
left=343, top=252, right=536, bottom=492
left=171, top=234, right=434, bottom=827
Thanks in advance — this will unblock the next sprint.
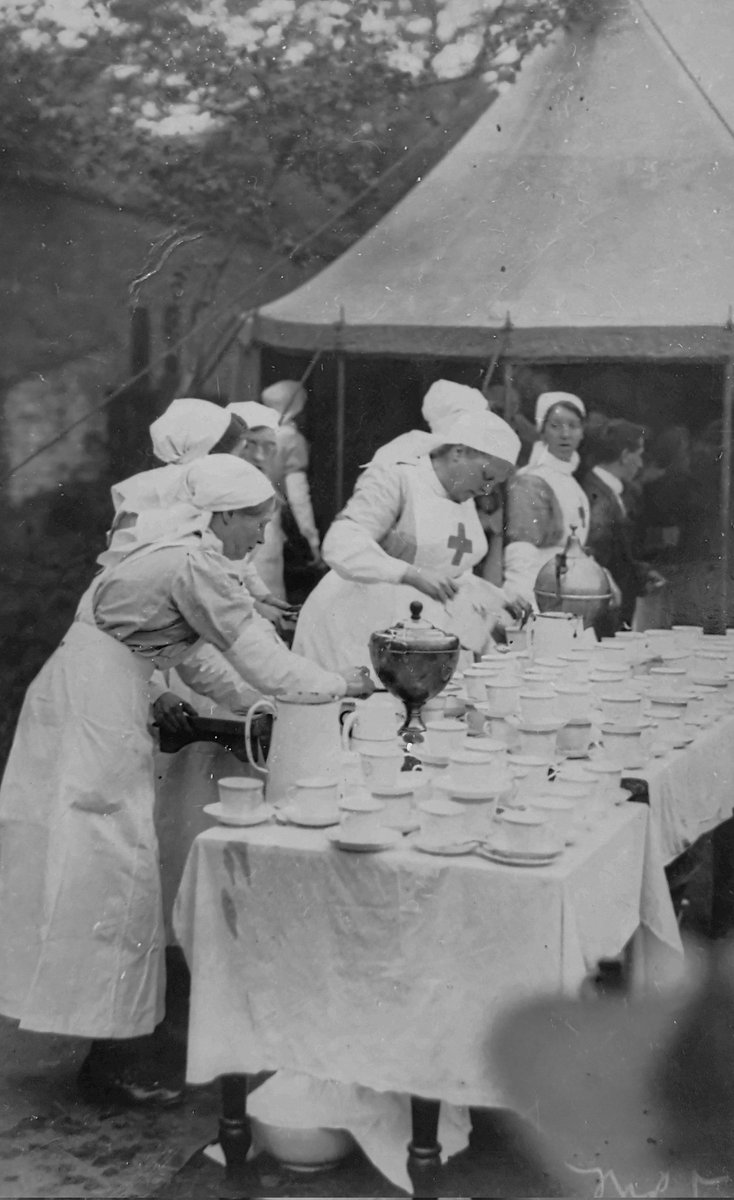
left=343, top=693, right=401, bottom=757
left=217, top=776, right=268, bottom=823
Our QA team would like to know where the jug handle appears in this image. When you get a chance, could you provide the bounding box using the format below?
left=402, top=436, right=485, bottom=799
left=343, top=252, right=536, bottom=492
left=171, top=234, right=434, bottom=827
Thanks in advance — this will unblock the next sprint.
left=244, top=699, right=276, bottom=776
left=340, top=708, right=359, bottom=751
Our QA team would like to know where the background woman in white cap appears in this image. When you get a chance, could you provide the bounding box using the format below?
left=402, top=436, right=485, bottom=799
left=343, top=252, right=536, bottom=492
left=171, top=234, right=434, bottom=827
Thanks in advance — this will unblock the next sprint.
left=0, top=457, right=373, bottom=1109
left=503, top=391, right=593, bottom=608
left=261, top=379, right=323, bottom=580
left=294, top=400, right=523, bottom=673
left=227, top=399, right=289, bottom=601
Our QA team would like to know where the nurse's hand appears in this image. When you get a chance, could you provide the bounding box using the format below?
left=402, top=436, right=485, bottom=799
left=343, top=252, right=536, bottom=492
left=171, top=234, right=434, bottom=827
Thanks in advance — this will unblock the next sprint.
left=402, top=565, right=460, bottom=603
left=153, top=691, right=198, bottom=735
left=341, top=666, right=376, bottom=699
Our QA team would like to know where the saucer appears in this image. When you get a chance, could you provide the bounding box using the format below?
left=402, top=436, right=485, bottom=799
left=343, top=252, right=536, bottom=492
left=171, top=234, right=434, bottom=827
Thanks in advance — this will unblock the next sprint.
left=326, top=827, right=402, bottom=853
left=435, top=775, right=500, bottom=800
left=414, top=750, right=450, bottom=768
left=280, top=805, right=340, bottom=829
left=413, top=837, right=479, bottom=856
left=476, top=843, right=562, bottom=867
left=204, top=802, right=273, bottom=828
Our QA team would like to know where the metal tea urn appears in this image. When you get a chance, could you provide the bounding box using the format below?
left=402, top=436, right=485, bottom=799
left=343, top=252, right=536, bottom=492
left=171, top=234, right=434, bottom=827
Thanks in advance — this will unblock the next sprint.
left=534, top=528, right=612, bottom=629
left=369, top=601, right=460, bottom=746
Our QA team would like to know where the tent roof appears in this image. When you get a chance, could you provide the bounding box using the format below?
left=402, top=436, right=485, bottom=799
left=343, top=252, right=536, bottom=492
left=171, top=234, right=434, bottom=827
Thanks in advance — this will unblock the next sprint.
left=256, top=0, right=734, bottom=361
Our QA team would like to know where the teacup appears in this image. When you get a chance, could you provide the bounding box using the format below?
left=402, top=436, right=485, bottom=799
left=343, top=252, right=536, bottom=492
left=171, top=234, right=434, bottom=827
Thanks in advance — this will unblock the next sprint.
left=343, top=694, right=400, bottom=743
left=484, top=678, right=521, bottom=715
left=583, top=760, right=624, bottom=797
left=526, top=794, right=576, bottom=842
left=418, top=797, right=466, bottom=843
left=446, top=749, right=497, bottom=790
left=460, top=735, right=506, bottom=757
left=556, top=718, right=592, bottom=758
left=491, top=810, right=561, bottom=856
left=368, top=780, right=414, bottom=828
left=514, top=719, right=562, bottom=759
left=217, top=776, right=265, bottom=819
left=463, top=665, right=500, bottom=703
left=359, top=743, right=405, bottom=787
left=600, top=721, right=647, bottom=767
left=648, top=692, right=690, bottom=721
left=649, top=666, right=687, bottom=691
left=423, top=718, right=467, bottom=758
left=508, top=754, right=552, bottom=793
left=651, top=712, right=684, bottom=750
left=338, top=794, right=386, bottom=839
left=600, top=691, right=643, bottom=724
left=286, top=776, right=340, bottom=822
left=693, top=651, right=729, bottom=679
left=445, top=792, right=498, bottom=838
left=464, top=705, right=488, bottom=736
left=554, top=683, right=592, bottom=721
left=518, top=690, right=557, bottom=724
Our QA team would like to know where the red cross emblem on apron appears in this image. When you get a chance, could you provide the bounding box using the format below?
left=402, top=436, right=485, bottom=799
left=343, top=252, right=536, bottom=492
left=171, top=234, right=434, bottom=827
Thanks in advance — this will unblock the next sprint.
left=447, top=522, right=473, bottom=566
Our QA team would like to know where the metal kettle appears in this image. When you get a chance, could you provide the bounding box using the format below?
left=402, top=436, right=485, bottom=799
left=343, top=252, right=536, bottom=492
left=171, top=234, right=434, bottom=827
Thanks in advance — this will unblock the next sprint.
left=534, top=528, right=612, bottom=628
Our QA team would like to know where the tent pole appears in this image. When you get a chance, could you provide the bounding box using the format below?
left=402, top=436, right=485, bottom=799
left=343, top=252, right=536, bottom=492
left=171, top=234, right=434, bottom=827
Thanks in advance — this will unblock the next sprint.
left=335, top=310, right=346, bottom=511
left=716, top=360, right=733, bottom=632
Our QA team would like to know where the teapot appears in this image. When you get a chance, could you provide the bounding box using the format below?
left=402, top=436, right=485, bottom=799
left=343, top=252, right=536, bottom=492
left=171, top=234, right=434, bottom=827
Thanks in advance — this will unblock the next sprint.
left=244, top=692, right=347, bottom=804
left=534, top=528, right=612, bottom=629
left=369, top=601, right=460, bottom=745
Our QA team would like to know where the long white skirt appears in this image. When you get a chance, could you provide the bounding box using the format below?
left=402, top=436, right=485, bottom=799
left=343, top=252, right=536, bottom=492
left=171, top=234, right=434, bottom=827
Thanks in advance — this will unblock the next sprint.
left=0, top=621, right=166, bottom=1039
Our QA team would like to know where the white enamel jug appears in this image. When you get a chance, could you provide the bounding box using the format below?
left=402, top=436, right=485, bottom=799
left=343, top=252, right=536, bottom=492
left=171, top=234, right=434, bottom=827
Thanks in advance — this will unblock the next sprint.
left=527, top=611, right=584, bottom=660
left=244, top=692, right=346, bottom=804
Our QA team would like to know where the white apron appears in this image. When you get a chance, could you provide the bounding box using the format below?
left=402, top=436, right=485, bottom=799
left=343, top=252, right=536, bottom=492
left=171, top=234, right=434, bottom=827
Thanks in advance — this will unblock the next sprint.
left=294, top=467, right=505, bottom=672
left=0, top=619, right=164, bottom=1038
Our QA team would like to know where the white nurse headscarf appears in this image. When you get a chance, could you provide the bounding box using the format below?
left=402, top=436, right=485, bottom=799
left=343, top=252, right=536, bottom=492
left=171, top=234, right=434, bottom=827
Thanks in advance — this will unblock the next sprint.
left=100, top=458, right=275, bottom=567
left=534, top=392, right=586, bottom=430
left=422, top=380, right=487, bottom=432
left=261, top=380, right=307, bottom=423
left=440, top=409, right=521, bottom=466
left=226, top=401, right=280, bottom=430
left=150, top=397, right=231, bottom=464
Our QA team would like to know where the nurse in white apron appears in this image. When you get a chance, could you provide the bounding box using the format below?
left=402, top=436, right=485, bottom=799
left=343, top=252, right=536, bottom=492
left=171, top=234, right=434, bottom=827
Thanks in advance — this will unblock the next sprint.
left=0, top=457, right=372, bottom=1108
left=503, top=392, right=592, bottom=608
left=294, top=408, right=522, bottom=672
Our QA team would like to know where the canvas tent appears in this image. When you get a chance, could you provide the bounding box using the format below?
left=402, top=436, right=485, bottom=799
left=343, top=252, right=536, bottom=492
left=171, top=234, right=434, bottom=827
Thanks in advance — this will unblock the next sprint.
left=238, top=0, right=734, bottom=622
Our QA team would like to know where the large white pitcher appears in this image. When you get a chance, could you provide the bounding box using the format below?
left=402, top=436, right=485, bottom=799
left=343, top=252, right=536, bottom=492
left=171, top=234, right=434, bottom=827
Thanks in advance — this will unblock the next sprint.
left=244, top=692, right=346, bottom=804
left=527, top=611, right=584, bottom=660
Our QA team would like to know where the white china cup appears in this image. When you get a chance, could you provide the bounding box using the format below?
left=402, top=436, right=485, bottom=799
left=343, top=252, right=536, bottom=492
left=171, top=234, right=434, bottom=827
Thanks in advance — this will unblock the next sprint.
left=508, top=754, right=552, bottom=793
left=600, top=722, right=647, bottom=766
left=491, top=810, right=561, bottom=856
left=485, top=678, right=521, bottom=715
left=583, top=760, right=624, bottom=798
left=423, top=718, right=467, bottom=758
left=554, top=683, right=592, bottom=721
left=556, top=718, right=593, bottom=758
left=338, top=794, right=386, bottom=840
left=446, top=749, right=497, bottom=790
left=648, top=693, right=690, bottom=721
left=648, top=666, right=687, bottom=691
left=518, top=690, right=557, bottom=724
left=368, top=781, right=415, bottom=828
left=515, top=720, right=562, bottom=759
left=418, top=797, right=466, bottom=842
left=460, top=735, right=506, bottom=757
left=286, top=776, right=340, bottom=823
left=342, top=694, right=400, bottom=743
left=359, top=744, right=405, bottom=787
left=217, top=776, right=265, bottom=819
left=526, top=794, right=576, bottom=842
left=600, top=691, right=643, bottom=724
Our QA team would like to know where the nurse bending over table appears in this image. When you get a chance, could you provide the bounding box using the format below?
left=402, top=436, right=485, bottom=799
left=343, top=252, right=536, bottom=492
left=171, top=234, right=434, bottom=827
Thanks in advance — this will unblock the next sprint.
left=0, top=457, right=373, bottom=1109
left=294, top=405, right=524, bottom=673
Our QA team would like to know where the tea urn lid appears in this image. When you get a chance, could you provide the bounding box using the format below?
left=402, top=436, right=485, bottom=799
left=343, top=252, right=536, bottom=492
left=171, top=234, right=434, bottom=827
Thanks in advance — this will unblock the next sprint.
left=372, top=601, right=460, bottom=653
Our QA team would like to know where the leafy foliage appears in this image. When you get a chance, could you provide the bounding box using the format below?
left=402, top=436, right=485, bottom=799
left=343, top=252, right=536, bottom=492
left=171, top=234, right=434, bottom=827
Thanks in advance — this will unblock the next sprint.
left=0, top=0, right=571, bottom=252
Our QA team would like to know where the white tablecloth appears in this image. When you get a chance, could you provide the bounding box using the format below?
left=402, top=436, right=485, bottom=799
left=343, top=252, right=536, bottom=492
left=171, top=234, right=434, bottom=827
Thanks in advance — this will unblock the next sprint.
left=173, top=804, right=681, bottom=1108
left=626, top=710, right=734, bottom=863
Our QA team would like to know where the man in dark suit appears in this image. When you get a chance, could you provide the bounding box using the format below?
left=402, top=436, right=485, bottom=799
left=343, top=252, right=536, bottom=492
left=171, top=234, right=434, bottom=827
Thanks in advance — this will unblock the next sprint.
left=582, top=420, right=666, bottom=635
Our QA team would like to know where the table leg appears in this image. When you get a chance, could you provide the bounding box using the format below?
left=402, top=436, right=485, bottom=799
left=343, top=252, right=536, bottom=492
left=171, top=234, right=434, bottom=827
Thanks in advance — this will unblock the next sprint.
left=219, top=1074, right=250, bottom=1177
left=408, top=1095, right=442, bottom=1166
left=711, top=816, right=734, bottom=938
